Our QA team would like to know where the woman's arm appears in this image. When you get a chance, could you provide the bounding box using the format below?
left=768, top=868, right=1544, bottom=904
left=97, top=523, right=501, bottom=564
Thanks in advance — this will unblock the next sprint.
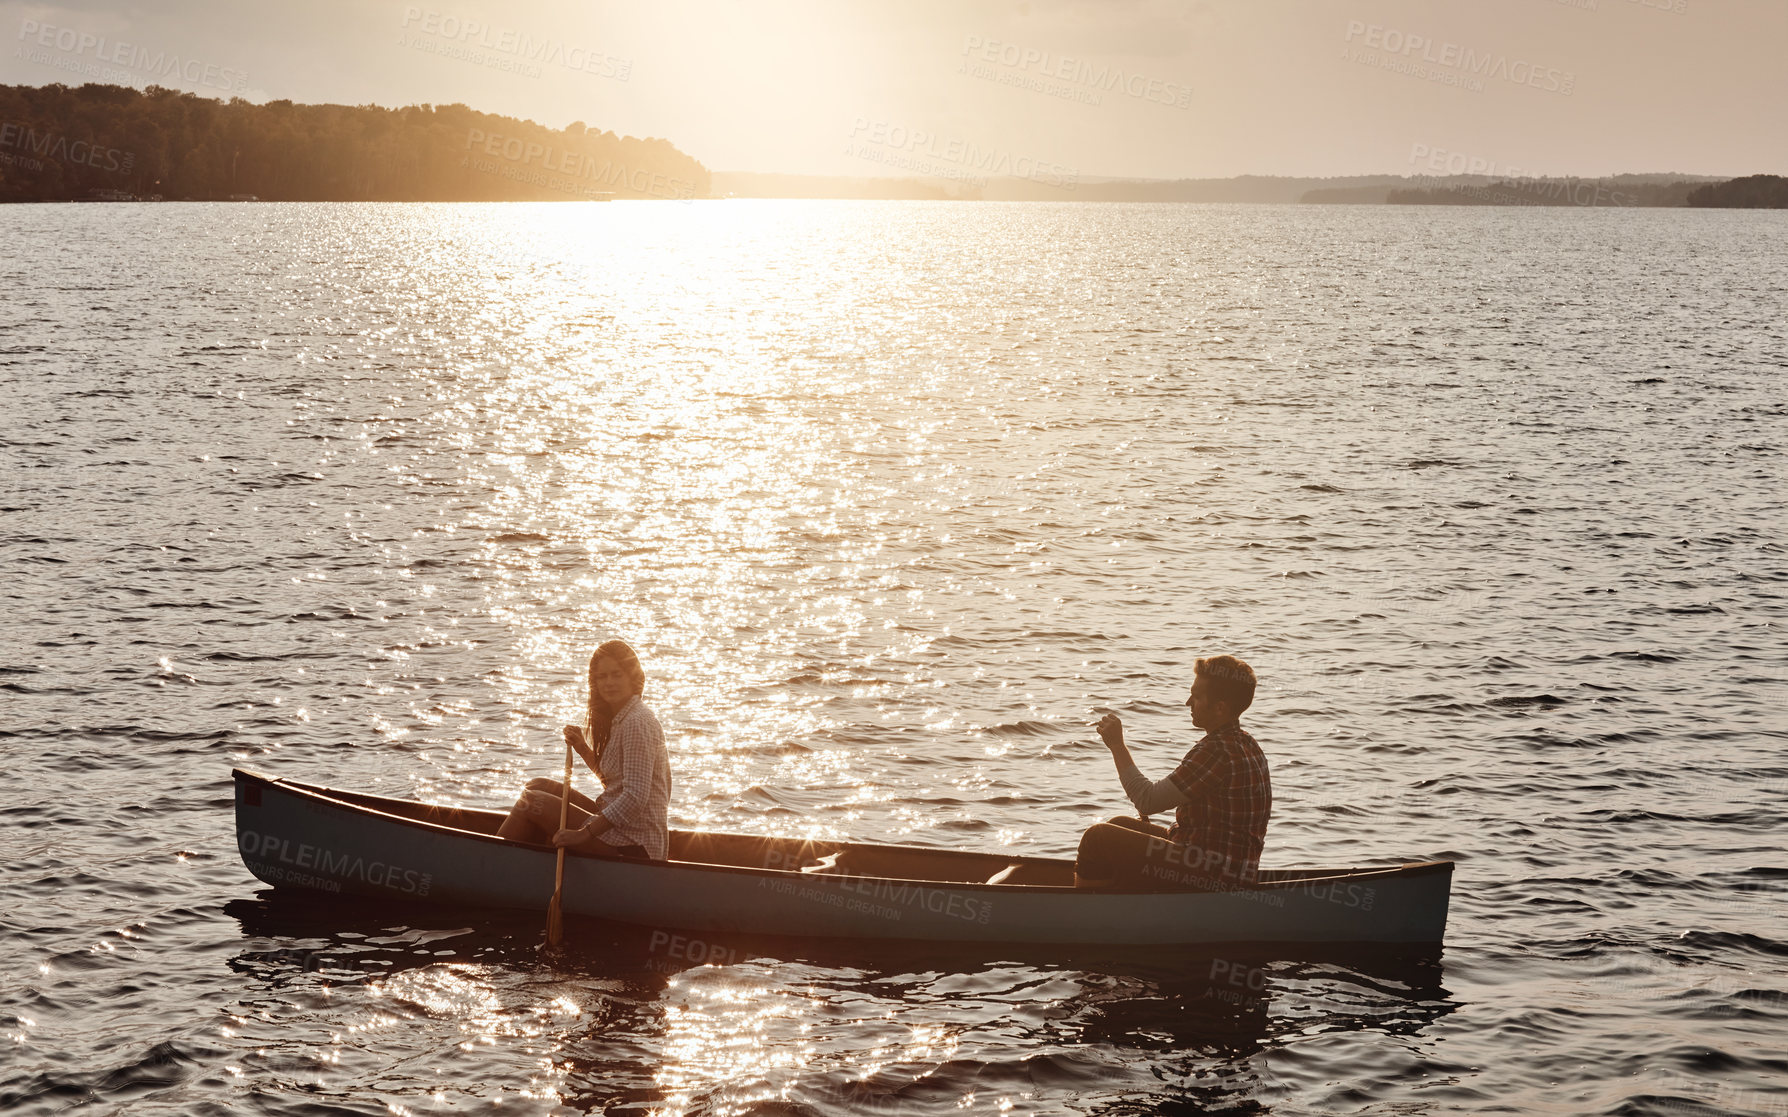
left=557, top=811, right=614, bottom=842
left=555, top=712, right=665, bottom=848
left=551, top=725, right=612, bottom=847
left=564, top=724, right=599, bottom=773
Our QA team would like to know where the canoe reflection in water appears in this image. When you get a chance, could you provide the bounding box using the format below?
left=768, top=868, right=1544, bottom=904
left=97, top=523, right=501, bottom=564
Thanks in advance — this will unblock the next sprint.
left=224, top=889, right=1452, bottom=1114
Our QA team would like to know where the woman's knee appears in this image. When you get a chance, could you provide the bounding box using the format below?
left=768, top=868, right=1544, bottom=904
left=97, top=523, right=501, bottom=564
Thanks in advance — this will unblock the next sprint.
left=525, top=777, right=562, bottom=793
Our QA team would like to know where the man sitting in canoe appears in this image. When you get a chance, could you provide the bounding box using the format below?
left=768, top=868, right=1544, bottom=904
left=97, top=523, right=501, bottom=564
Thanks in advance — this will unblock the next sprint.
left=495, top=639, right=672, bottom=860
left=1076, top=654, right=1270, bottom=890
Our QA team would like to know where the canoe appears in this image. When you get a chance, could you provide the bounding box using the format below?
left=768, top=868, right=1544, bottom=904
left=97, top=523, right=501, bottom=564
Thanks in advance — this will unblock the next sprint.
left=232, top=768, right=1452, bottom=946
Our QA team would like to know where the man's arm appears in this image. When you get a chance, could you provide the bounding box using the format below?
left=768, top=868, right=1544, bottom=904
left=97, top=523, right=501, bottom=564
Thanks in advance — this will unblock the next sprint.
left=1097, top=714, right=1193, bottom=816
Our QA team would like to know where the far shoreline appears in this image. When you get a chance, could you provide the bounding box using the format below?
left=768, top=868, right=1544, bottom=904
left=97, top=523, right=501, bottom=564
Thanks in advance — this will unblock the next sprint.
left=10, top=189, right=1788, bottom=208
left=4, top=83, right=1781, bottom=208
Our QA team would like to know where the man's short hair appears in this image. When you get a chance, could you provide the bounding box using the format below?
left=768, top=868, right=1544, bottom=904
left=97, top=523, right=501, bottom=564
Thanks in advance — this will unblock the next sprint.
left=1195, top=654, right=1256, bottom=713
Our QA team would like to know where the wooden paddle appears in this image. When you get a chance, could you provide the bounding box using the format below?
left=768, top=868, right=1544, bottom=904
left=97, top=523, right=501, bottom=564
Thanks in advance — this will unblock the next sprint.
left=545, top=734, right=574, bottom=948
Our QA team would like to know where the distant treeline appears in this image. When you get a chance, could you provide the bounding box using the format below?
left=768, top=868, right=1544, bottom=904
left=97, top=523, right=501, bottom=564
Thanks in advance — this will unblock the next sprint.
left=0, top=82, right=709, bottom=202
left=1306, top=174, right=1781, bottom=208
left=716, top=172, right=1779, bottom=207
left=1385, top=178, right=1704, bottom=207
left=1686, top=175, right=1788, bottom=208
left=986, top=174, right=1413, bottom=203
left=712, top=172, right=1426, bottom=203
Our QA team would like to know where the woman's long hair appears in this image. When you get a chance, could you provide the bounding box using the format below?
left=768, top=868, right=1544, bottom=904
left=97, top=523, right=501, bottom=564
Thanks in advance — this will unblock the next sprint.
left=584, top=639, right=646, bottom=762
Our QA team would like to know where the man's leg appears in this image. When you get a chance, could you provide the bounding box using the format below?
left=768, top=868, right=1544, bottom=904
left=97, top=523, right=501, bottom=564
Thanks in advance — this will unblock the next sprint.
left=1105, top=816, right=1171, bottom=839
left=1076, top=816, right=1165, bottom=887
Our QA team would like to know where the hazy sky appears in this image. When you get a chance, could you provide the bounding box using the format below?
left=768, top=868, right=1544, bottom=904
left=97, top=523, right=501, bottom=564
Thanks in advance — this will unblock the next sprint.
left=4, top=0, right=1784, bottom=179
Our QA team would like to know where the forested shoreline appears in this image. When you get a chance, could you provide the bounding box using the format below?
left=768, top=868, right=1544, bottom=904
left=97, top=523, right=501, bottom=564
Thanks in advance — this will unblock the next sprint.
left=1, top=83, right=1780, bottom=207
left=1384, top=178, right=1704, bottom=207
left=0, top=83, right=709, bottom=202
left=1685, top=175, right=1788, bottom=208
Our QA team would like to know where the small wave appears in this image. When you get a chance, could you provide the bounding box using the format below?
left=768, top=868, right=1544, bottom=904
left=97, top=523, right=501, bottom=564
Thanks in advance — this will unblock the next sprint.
left=1488, top=694, right=1568, bottom=708
left=980, top=720, right=1055, bottom=737
left=1670, top=929, right=1788, bottom=961
left=719, top=740, right=814, bottom=756
left=0, top=681, right=96, bottom=696
left=1581, top=808, right=1771, bottom=826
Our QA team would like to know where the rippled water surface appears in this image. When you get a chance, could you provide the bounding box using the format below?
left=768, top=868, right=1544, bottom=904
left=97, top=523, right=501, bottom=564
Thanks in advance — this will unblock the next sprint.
left=2, top=201, right=1785, bottom=1115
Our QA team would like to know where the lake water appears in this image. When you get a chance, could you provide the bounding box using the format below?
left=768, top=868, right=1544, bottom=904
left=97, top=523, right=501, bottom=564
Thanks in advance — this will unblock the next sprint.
left=1, top=200, right=1784, bottom=1115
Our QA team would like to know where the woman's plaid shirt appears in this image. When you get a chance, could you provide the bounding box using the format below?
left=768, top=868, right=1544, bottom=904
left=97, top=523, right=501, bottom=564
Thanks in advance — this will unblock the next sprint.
left=591, top=695, right=672, bottom=859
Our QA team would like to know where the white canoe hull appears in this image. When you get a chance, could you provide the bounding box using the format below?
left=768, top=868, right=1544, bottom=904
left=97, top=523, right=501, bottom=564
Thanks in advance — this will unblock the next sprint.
left=233, top=769, right=1451, bottom=946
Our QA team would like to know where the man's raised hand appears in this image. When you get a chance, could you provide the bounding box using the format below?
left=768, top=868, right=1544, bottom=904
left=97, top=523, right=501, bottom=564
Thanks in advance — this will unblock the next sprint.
left=1096, top=713, right=1125, bottom=750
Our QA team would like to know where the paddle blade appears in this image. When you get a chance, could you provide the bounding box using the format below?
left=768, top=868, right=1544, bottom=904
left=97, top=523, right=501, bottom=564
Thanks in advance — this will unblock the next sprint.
left=546, top=891, right=564, bottom=948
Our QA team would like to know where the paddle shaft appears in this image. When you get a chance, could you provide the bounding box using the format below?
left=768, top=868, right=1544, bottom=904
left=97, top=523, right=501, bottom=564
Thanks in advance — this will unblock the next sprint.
left=546, top=735, right=574, bottom=945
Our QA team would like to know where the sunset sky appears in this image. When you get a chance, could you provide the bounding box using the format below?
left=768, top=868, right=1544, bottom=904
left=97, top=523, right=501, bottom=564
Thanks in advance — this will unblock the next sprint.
left=4, top=0, right=1784, bottom=180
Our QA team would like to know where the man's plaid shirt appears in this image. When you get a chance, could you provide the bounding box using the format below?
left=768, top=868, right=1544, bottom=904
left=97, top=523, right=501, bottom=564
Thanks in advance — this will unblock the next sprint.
left=1163, top=724, right=1271, bottom=882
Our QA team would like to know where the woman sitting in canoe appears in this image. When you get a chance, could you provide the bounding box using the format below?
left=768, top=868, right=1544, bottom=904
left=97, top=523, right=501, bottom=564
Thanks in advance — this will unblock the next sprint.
left=495, top=639, right=671, bottom=860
